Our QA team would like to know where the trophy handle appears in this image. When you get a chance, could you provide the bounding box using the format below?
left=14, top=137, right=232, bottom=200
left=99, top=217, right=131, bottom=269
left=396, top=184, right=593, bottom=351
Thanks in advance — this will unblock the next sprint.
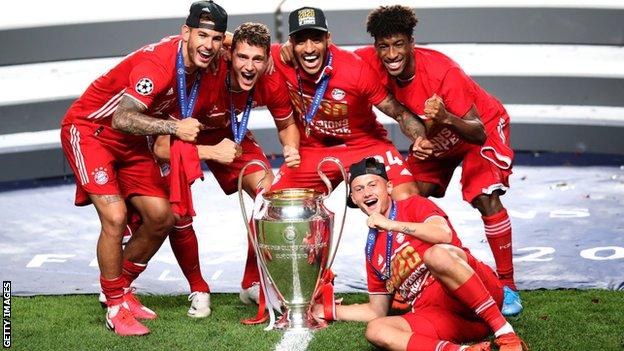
left=317, top=157, right=348, bottom=270
left=237, top=160, right=270, bottom=256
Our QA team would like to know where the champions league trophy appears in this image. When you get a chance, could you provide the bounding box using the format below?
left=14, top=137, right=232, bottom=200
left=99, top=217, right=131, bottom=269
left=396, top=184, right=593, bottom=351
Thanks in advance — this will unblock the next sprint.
left=237, top=157, right=347, bottom=331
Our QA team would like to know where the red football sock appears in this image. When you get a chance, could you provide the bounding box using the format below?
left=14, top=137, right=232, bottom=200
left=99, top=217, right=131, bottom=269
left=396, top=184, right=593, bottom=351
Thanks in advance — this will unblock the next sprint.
left=483, top=208, right=516, bottom=290
left=100, top=275, right=125, bottom=307
left=241, top=218, right=260, bottom=289
left=407, top=333, right=460, bottom=351
left=453, top=273, right=507, bottom=333
left=121, top=260, right=147, bottom=288
left=170, top=219, right=210, bottom=293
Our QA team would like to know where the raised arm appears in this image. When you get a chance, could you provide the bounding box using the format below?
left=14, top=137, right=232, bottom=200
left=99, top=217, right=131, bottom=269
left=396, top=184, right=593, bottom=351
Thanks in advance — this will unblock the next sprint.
left=367, top=212, right=453, bottom=244
left=111, top=96, right=202, bottom=142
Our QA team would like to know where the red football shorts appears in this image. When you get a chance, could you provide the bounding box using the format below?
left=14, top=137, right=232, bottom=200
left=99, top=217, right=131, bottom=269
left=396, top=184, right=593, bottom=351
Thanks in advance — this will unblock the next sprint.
left=271, top=140, right=414, bottom=193
left=406, top=115, right=513, bottom=203
left=61, top=123, right=168, bottom=206
left=402, top=253, right=504, bottom=344
left=197, top=129, right=270, bottom=195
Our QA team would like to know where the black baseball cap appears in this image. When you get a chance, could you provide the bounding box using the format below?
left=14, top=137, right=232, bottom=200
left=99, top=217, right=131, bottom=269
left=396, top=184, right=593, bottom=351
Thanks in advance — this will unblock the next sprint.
left=347, top=157, right=388, bottom=208
left=186, top=0, right=228, bottom=32
left=288, top=6, right=328, bottom=35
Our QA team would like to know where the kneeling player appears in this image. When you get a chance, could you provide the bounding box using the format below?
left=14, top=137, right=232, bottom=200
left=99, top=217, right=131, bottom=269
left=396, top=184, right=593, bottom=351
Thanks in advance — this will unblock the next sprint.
left=315, top=157, right=527, bottom=351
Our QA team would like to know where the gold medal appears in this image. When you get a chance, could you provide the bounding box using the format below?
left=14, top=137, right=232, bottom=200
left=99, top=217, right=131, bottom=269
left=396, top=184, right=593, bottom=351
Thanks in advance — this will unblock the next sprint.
left=305, top=124, right=311, bottom=137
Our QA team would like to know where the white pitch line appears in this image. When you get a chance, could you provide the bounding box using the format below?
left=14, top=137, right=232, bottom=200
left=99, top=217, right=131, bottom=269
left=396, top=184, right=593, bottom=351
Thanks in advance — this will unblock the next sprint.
left=274, top=330, right=313, bottom=351
left=211, top=269, right=223, bottom=281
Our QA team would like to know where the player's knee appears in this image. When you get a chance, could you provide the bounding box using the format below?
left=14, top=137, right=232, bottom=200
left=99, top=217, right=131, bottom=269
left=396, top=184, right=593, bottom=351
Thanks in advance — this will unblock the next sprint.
left=365, top=318, right=389, bottom=348
left=100, top=211, right=127, bottom=235
left=143, top=208, right=175, bottom=236
left=472, top=193, right=504, bottom=216
left=423, top=245, right=456, bottom=275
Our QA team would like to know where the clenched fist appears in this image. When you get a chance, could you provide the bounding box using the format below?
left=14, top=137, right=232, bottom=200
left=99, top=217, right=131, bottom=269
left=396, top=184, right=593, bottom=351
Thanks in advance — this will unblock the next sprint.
left=174, top=118, right=203, bottom=142
left=203, top=138, right=242, bottom=165
left=412, top=136, right=434, bottom=161
left=283, top=145, right=301, bottom=168
left=424, top=94, right=450, bottom=124
left=367, top=212, right=392, bottom=231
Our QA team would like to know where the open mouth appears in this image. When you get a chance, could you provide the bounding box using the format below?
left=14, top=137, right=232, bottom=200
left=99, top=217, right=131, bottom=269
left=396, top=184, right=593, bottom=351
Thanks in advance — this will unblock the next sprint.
left=197, top=49, right=213, bottom=62
left=238, top=71, right=257, bottom=88
left=384, top=59, right=403, bottom=72
left=301, top=54, right=320, bottom=70
left=364, top=198, right=379, bottom=208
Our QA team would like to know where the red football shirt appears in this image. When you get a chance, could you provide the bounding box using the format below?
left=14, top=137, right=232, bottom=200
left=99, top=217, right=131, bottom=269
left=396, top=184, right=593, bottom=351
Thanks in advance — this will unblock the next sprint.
left=366, top=196, right=465, bottom=304
left=174, top=57, right=293, bottom=130
left=62, top=35, right=204, bottom=141
left=271, top=44, right=391, bottom=148
left=356, top=46, right=509, bottom=157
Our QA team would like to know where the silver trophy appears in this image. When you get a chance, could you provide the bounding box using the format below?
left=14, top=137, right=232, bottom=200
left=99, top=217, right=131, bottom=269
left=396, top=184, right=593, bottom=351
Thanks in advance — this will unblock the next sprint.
left=238, top=157, right=347, bottom=330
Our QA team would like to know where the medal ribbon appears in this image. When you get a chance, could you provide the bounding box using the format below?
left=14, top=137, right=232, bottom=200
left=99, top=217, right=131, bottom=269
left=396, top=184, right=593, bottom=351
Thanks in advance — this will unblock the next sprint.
left=226, top=72, right=255, bottom=144
left=295, top=51, right=333, bottom=133
left=365, top=201, right=397, bottom=281
left=176, top=45, right=202, bottom=119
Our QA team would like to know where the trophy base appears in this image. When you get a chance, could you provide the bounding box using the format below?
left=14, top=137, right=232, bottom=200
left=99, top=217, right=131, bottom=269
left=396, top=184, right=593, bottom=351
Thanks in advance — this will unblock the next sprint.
left=273, top=307, right=328, bottom=331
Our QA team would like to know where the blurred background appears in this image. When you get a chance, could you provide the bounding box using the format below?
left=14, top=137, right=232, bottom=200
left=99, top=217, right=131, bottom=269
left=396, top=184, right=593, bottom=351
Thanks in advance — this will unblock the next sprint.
left=0, top=1, right=623, bottom=295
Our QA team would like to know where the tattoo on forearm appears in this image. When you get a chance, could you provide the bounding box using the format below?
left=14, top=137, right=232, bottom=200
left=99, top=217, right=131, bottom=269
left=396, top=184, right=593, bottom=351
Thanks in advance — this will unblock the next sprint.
left=400, top=226, right=415, bottom=234
left=377, top=94, right=426, bottom=141
left=94, top=194, right=123, bottom=204
left=112, top=96, right=177, bottom=136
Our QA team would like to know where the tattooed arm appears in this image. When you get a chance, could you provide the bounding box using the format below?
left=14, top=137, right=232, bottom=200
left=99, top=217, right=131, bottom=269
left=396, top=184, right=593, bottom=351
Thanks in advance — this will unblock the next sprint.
left=367, top=212, right=452, bottom=244
left=375, top=93, right=426, bottom=141
left=375, top=93, right=433, bottom=160
left=112, top=96, right=202, bottom=141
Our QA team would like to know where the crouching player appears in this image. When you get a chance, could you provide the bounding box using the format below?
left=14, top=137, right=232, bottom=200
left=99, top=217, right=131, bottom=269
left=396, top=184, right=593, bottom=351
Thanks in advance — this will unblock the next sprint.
left=316, top=157, right=527, bottom=351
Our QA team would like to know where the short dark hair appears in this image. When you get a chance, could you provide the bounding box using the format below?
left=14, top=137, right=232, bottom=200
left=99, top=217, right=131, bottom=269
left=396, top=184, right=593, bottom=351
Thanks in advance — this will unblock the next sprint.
left=366, top=5, right=418, bottom=39
left=232, top=22, right=271, bottom=56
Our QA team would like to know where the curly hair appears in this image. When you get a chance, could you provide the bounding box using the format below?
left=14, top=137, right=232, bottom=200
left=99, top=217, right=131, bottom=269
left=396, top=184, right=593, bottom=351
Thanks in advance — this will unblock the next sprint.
left=366, top=5, right=418, bottom=39
left=232, top=22, right=271, bottom=56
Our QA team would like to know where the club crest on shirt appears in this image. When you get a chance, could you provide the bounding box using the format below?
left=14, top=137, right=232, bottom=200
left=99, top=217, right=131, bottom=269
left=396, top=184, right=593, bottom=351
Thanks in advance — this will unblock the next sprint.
left=166, top=87, right=174, bottom=96
left=331, top=88, right=345, bottom=101
left=92, top=167, right=109, bottom=185
left=396, top=233, right=405, bottom=244
left=135, top=78, right=154, bottom=95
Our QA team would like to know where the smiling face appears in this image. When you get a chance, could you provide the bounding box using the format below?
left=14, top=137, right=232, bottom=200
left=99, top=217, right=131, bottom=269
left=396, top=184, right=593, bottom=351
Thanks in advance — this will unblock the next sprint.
left=230, top=41, right=268, bottom=91
left=290, top=29, right=330, bottom=76
left=182, top=25, right=224, bottom=71
left=374, top=33, right=414, bottom=79
left=350, top=173, right=393, bottom=216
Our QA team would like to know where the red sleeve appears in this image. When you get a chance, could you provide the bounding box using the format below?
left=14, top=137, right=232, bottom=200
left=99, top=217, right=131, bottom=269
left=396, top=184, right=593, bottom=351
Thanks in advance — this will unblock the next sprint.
left=260, top=71, right=293, bottom=121
left=354, top=46, right=389, bottom=89
left=437, top=67, right=477, bottom=118
left=125, top=60, right=170, bottom=109
left=366, top=259, right=390, bottom=294
left=356, top=57, right=388, bottom=106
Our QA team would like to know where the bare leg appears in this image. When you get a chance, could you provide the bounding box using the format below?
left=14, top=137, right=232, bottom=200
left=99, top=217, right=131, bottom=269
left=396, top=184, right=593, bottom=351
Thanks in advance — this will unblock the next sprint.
left=365, top=316, right=413, bottom=351
left=91, top=194, right=127, bottom=278
left=123, top=195, right=174, bottom=264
